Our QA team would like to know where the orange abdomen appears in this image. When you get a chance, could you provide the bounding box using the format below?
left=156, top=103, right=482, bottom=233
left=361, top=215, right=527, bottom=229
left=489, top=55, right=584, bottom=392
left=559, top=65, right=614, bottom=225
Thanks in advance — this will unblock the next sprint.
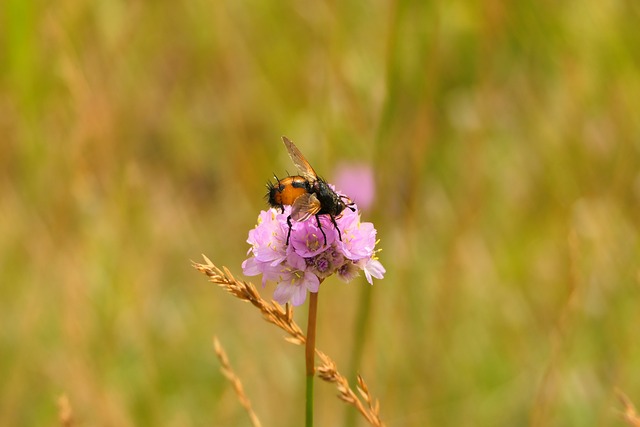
left=267, top=176, right=310, bottom=208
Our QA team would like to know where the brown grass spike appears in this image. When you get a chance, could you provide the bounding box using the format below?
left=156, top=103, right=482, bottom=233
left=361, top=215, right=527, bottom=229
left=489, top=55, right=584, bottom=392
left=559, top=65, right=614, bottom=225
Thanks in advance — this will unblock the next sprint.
left=316, top=350, right=385, bottom=427
left=213, top=337, right=263, bottom=427
left=193, top=256, right=385, bottom=427
left=57, top=394, right=74, bottom=427
left=192, top=255, right=305, bottom=345
left=616, top=388, right=640, bottom=427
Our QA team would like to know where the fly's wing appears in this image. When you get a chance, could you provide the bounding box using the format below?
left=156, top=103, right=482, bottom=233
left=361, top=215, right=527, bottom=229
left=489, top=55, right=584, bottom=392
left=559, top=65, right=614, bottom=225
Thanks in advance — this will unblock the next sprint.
left=290, top=193, right=321, bottom=222
left=282, top=136, right=317, bottom=182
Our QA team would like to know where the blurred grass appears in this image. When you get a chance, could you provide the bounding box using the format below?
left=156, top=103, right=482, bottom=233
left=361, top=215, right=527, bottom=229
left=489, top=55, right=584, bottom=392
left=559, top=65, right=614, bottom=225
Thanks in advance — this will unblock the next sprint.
left=1, top=0, right=639, bottom=426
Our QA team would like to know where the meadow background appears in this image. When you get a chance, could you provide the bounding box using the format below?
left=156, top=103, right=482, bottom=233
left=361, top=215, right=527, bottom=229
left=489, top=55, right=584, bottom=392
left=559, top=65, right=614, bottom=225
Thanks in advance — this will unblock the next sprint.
left=2, top=1, right=640, bottom=426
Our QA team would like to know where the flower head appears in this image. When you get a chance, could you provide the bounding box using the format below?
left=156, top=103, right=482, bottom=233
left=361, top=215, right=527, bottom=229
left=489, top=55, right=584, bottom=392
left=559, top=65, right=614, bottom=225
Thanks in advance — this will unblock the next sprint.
left=242, top=192, right=384, bottom=306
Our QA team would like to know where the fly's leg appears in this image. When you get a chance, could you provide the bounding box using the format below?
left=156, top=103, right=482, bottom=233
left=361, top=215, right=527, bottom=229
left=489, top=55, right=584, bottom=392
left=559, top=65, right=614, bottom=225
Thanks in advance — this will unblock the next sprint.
left=315, top=214, right=328, bottom=246
left=286, top=215, right=293, bottom=245
left=330, top=215, right=342, bottom=241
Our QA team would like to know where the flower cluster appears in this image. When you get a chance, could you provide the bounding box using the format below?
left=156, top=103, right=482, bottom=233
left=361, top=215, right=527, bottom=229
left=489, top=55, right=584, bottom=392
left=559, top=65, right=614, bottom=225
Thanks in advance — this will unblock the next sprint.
left=242, top=200, right=385, bottom=306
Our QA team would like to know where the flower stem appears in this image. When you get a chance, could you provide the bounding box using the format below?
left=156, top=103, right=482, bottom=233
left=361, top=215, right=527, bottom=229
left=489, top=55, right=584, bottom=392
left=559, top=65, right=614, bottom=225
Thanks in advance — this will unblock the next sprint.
left=305, top=370, right=314, bottom=427
left=305, top=290, right=319, bottom=427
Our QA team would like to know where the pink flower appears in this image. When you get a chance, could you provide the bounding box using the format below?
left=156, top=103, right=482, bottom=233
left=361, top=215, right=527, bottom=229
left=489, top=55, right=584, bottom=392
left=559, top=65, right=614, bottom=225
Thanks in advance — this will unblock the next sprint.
left=246, top=210, right=288, bottom=266
left=272, top=253, right=320, bottom=306
left=358, top=258, right=386, bottom=285
left=290, top=215, right=337, bottom=258
left=336, top=213, right=377, bottom=260
left=242, top=193, right=384, bottom=306
left=333, top=163, right=375, bottom=211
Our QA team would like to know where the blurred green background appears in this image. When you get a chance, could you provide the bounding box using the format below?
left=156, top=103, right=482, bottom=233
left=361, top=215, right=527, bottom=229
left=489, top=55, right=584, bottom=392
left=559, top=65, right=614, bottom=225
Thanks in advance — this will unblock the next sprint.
left=2, top=1, right=639, bottom=426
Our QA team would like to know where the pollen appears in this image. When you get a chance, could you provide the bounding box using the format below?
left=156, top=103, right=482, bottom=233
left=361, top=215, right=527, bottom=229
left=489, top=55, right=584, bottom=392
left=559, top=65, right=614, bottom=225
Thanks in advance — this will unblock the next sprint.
left=308, top=234, right=321, bottom=251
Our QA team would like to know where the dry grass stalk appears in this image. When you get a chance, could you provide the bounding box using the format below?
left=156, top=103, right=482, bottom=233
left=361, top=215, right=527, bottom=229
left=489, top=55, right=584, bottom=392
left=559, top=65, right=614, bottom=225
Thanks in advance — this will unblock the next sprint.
left=617, top=388, right=640, bottom=427
left=57, top=394, right=74, bottom=427
left=213, top=336, right=263, bottom=427
left=193, top=256, right=386, bottom=427
left=193, top=255, right=305, bottom=345
left=316, top=350, right=385, bottom=427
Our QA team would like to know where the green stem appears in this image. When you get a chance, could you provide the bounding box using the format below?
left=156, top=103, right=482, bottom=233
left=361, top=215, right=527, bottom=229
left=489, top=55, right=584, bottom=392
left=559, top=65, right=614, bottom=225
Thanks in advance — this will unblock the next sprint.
left=305, top=370, right=314, bottom=427
left=305, top=291, right=319, bottom=427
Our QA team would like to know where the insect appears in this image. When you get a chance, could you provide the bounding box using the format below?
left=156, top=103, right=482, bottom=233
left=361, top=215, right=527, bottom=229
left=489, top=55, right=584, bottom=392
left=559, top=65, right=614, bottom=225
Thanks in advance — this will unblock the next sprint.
left=267, top=136, right=355, bottom=246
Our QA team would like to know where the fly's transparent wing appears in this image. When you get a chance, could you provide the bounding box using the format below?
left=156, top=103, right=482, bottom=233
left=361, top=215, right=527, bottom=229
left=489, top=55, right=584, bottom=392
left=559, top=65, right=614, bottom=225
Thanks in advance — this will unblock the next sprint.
left=290, top=192, right=321, bottom=222
left=282, top=136, right=317, bottom=182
